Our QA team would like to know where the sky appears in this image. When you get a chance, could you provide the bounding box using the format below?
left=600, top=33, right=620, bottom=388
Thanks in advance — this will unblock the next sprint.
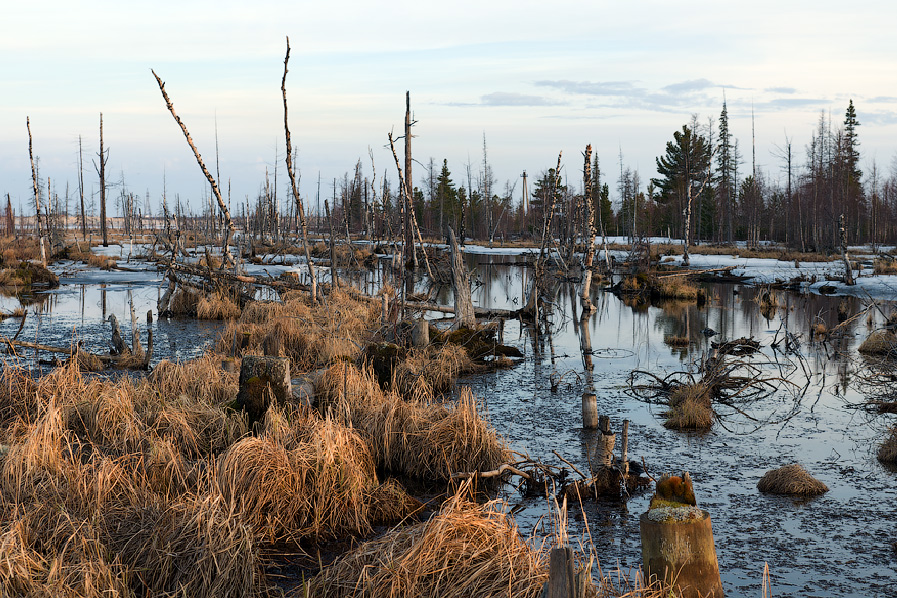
left=3, top=0, right=897, bottom=217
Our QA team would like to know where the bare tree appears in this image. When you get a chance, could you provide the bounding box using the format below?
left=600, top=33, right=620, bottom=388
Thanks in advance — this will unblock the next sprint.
left=281, top=36, right=317, bottom=303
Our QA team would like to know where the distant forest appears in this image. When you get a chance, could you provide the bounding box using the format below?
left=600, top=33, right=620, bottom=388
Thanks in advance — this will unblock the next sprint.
left=14, top=99, right=896, bottom=252
left=314, top=99, right=892, bottom=251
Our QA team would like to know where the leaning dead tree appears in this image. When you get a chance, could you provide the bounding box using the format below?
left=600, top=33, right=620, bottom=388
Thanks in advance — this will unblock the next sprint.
left=151, top=69, right=236, bottom=265
left=281, top=36, right=317, bottom=303
left=26, top=117, right=47, bottom=265
left=581, top=144, right=596, bottom=313
left=388, top=131, right=433, bottom=280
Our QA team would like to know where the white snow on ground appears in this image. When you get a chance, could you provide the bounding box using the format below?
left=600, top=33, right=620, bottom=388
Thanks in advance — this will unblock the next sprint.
left=662, top=252, right=897, bottom=301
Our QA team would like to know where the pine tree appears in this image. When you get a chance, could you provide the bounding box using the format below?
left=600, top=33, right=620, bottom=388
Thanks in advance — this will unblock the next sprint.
left=717, top=99, right=736, bottom=244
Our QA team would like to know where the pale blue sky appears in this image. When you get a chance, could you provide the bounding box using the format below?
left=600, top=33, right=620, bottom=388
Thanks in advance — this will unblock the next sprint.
left=3, top=0, right=896, bottom=215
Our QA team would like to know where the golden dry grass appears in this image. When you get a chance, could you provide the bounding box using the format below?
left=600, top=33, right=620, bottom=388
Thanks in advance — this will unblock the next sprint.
left=217, top=407, right=377, bottom=543
left=653, top=277, right=699, bottom=300
left=216, top=289, right=377, bottom=373
left=873, top=257, right=897, bottom=275
left=877, top=427, right=897, bottom=464
left=317, top=362, right=509, bottom=480
left=305, top=488, right=549, bottom=598
left=197, top=291, right=242, bottom=320
left=757, top=463, right=829, bottom=496
left=663, top=382, right=714, bottom=430
left=858, top=330, right=897, bottom=355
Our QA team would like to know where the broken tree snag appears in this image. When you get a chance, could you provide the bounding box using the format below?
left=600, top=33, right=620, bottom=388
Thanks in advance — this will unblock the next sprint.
left=151, top=69, right=236, bottom=265
left=840, top=213, right=855, bottom=286
left=581, top=144, right=596, bottom=313
left=108, top=314, right=130, bottom=356
left=449, top=227, right=476, bottom=329
left=582, top=393, right=598, bottom=429
left=26, top=117, right=47, bottom=266
left=281, top=36, right=317, bottom=304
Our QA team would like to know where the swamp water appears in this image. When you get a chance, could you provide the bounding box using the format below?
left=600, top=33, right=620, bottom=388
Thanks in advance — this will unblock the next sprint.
left=2, top=252, right=895, bottom=597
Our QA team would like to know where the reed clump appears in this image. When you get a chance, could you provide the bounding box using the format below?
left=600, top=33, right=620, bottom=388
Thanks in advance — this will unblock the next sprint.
left=317, top=363, right=509, bottom=480
left=393, top=343, right=476, bottom=398
left=873, top=257, right=897, bottom=275
left=877, top=427, right=897, bottom=464
left=757, top=463, right=829, bottom=496
left=653, top=276, right=699, bottom=301
left=663, top=382, right=714, bottom=430
left=198, top=291, right=242, bottom=320
left=306, top=490, right=548, bottom=598
left=217, top=407, right=377, bottom=543
left=858, top=330, right=897, bottom=356
left=217, top=289, right=378, bottom=372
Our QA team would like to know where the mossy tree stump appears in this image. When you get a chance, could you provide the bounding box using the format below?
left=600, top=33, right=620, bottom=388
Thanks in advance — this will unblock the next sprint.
left=237, top=355, right=292, bottom=425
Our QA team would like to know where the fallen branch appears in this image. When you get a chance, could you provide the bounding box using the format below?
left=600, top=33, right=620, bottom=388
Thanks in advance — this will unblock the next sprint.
left=451, top=463, right=532, bottom=480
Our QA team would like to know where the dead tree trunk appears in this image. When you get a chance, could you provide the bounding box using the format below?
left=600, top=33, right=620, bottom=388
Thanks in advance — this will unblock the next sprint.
left=26, top=117, right=47, bottom=265
left=404, top=91, right=414, bottom=269
left=840, top=213, right=855, bottom=285
left=581, top=145, right=596, bottom=313
left=325, top=199, right=338, bottom=289
left=281, top=37, right=317, bottom=303
left=152, top=70, right=236, bottom=265
left=98, top=113, right=109, bottom=247
left=78, top=135, right=87, bottom=240
left=449, top=227, right=476, bottom=329
left=388, top=131, right=433, bottom=279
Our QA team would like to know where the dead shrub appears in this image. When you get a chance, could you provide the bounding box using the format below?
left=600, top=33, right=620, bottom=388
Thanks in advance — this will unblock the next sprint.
left=757, top=463, right=828, bottom=496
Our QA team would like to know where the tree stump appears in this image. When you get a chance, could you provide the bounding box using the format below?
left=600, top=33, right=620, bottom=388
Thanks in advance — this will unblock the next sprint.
left=237, top=355, right=292, bottom=426
left=640, top=508, right=723, bottom=598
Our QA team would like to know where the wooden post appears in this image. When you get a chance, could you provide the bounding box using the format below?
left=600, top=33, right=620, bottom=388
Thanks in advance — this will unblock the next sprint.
left=581, top=393, right=598, bottom=429
left=621, top=419, right=630, bottom=477
left=381, top=293, right=389, bottom=326
left=640, top=509, right=724, bottom=598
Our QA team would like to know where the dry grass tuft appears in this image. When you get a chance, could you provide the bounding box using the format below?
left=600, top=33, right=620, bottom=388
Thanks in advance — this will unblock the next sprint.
left=306, top=490, right=548, bottom=598
left=217, top=408, right=376, bottom=543
left=873, top=257, right=897, bottom=275
left=757, top=463, right=829, bottom=496
left=654, top=277, right=699, bottom=300
left=663, top=335, right=689, bottom=348
left=877, top=427, right=897, bottom=464
left=663, top=382, right=714, bottom=430
left=393, top=343, right=476, bottom=398
left=319, top=363, right=509, bottom=480
left=859, top=330, right=897, bottom=356
left=198, top=291, right=242, bottom=320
